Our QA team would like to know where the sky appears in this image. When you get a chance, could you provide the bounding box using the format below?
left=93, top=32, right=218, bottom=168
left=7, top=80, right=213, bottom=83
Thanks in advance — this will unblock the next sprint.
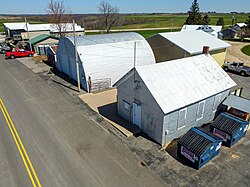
left=0, top=0, right=249, bottom=14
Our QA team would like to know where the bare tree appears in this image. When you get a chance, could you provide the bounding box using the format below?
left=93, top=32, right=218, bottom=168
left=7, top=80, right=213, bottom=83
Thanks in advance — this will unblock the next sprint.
left=98, top=1, right=119, bottom=33
left=47, top=0, right=72, bottom=37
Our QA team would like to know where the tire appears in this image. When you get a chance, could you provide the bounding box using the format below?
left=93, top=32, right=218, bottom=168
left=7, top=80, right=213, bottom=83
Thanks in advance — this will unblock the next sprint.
left=240, top=71, right=246, bottom=76
left=28, top=53, right=33, bottom=57
left=223, top=67, right=229, bottom=71
left=10, top=55, right=15, bottom=59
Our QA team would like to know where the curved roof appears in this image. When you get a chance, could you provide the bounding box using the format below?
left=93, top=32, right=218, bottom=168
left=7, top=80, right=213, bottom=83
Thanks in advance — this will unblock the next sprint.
left=67, top=32, right=147, bottom=46
left=59, top=32, right=156, bottom=89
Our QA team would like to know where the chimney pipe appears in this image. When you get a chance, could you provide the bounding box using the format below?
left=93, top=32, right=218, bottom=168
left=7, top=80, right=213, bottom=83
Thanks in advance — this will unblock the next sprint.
left=203, top=46, right=210, bottom=55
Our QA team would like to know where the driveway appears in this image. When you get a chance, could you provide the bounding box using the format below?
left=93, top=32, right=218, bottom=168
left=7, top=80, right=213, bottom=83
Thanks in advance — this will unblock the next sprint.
left=225, top=41, right=250, bottom=66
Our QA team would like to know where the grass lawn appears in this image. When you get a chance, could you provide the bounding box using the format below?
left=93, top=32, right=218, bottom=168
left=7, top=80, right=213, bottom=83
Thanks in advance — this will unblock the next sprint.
left=86, top=28, right=181, bottom=38
left=241, top=45, right=250, bottom=56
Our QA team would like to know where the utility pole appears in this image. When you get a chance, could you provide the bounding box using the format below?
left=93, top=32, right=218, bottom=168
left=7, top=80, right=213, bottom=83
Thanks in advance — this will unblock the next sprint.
left=133, top=41, right=136, bottom=83
left=25, top=17, right=32, bottom=51
left=73, top=20, right=81, bottom=92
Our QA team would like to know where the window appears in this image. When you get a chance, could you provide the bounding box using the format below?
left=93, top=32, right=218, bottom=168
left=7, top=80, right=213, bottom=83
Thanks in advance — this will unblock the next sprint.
left=177, top=108, right=187, bottom=129
left=123, top=100, right=130, bottom=111
left=196, top=101, right=205, bottom=121
left=213, top=94, right=221, bottom=112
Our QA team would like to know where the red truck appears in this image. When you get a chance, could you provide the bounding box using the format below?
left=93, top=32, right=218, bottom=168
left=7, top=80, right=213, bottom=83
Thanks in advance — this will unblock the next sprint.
left=5, top=49, right=35, bottom=59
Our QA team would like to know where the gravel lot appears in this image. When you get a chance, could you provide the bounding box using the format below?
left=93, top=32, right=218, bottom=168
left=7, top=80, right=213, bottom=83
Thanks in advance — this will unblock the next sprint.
left=225, top=40, right=250, bottom=66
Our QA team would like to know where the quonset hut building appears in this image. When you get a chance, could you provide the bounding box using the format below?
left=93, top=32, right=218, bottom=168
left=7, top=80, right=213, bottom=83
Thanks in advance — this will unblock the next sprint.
left=56, top=32, right=156, bottom=92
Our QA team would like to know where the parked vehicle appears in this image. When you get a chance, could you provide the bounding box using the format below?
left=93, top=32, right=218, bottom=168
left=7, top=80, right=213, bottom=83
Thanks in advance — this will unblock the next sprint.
left=0, top=43, right=11, bottom=54
left=222, top=61, right=250, bottom=76
left=5, top=49, right=35, bottom=59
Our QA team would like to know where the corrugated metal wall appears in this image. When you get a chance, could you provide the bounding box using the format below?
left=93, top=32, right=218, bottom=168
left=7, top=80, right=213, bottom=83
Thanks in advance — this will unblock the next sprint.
left=117, top=72, right=164, bottom=144
left=162, top=90, right=230, bottom=145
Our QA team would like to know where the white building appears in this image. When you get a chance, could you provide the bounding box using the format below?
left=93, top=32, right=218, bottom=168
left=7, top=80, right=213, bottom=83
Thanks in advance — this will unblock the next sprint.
left=4, top=22, right=84, bottom=39
left=181, top=25, right=223, bottom=38
left=115, top=54, right=236, bottom=146
left=56, top=32, right=156, bottom=92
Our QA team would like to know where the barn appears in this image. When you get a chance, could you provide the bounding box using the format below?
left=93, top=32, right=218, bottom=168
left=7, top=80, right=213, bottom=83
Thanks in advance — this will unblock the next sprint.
left=114, top=54, right=236, bottom=146
left=56, top=32, right=156, bottom=92
left=146, top=30, right=230, bottom=66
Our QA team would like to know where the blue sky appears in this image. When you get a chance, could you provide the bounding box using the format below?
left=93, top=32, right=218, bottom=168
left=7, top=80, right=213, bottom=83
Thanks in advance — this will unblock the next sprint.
left=1, top=0, right=249, bottom=14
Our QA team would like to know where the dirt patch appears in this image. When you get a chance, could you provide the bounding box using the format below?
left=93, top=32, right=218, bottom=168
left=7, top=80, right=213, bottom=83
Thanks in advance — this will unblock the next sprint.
left=225, top=41, right=250, bottom=66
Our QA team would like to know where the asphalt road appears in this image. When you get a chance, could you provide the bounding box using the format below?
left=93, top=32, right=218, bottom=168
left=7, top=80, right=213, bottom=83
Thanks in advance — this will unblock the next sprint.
left=0, top=55, right=166, bottom=187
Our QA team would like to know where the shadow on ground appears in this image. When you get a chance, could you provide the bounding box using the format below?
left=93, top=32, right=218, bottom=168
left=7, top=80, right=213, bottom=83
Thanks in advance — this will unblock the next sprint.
left=97, top=102, right=140, bottom=135
left=165, top=139, right=197, bottom=169
left=50, top=68, right=79, bottom=92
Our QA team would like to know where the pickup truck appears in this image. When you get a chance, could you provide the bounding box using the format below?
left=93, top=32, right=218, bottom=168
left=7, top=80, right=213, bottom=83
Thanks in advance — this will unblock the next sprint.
left=5, top=49, right=35, bottom=59
left=222, top=61, right=250, bottom=76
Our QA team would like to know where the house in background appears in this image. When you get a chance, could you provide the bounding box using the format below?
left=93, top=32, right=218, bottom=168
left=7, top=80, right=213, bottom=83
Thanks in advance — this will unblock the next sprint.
left=56, top=32, right=156, bottom=92
left=181, top=25, right=223, bottom=38
left=114, top=54, right=236, bottom=147
left=30, top=34, right=59, bottom=55
left=222, top=23, right=246, bottom=39
left=147, top=30, right=231, bottom=66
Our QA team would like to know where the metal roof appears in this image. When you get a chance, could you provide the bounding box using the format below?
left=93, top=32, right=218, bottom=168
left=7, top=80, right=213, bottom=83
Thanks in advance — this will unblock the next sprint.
left=67, top=32, right=146, bottom=46
left=50, top=23, right=84, bottom=33
left=4, top=22, right=27, bottom=30
left=211, top=113, right=246, bottom=135
left=157, top=30, right=231, bottom=54
left=4, top=22, right=84, bottom=32
left=28, top=24, right=51, bottom=31
left=223, top=95, right=250, bottom=114
left=133, top=54, right=236, bottom=114
left=181, top=25, right=222, bottom=32
left=179, top=128, right=213, bottom=157
left=30, top=34, right=59, bottom=45
left=235, top=23, right=247, bottom=28
left=64, top=32, right=156, bottom=86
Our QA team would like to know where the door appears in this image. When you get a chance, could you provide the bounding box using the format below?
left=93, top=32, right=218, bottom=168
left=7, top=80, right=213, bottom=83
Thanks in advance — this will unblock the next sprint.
left=133, top=103, right=141, bottom=129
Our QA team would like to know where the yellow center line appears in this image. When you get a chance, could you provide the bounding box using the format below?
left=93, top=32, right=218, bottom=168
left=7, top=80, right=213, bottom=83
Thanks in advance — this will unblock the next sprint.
left=0, top=99, right=42, bottom=187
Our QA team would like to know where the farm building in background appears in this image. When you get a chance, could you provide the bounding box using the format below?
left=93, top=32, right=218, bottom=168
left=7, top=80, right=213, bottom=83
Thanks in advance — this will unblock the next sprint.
left=56, top=32, right=156, bottom=92
left=181, top=25, right=223, bottom=38
left=114, top=54, right=236, bottom=146
left=147, top=30, right=230, bottom=66
left=30, top=34, right=59, bottom=55
left=3, top=22, right=84, bottom=41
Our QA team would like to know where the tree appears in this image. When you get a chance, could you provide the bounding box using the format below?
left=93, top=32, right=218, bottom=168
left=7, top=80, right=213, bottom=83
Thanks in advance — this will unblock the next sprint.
left=202, top=14, right=211, bottom=25
left=47, top=0, right=72, bottom=37
left=216, top=17, right=224, bottom=28
left=185, top=0, right=202, bottom=25
left=98, top=1, right=120, bottom=33
left=241, top=16, right=250, bottom=39
left=246, top=15, right=250, bottom=28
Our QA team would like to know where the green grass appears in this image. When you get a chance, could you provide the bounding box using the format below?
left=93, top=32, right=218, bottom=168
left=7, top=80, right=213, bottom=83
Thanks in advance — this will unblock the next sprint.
left=0, top=13, right=248, bottom=32
left=86, top=29, right=181, bottom=38
left=115, top=13, right=248, bottom=29
left=241, top=45, right=250, bottom=56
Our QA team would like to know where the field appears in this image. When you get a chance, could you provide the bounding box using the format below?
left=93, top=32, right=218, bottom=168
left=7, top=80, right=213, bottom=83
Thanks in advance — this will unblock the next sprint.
left=241, top=45, right=250, bottom=56
left=114, top=13, right=248, bottom=29
left=0, top=13, right=249, bottom=37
